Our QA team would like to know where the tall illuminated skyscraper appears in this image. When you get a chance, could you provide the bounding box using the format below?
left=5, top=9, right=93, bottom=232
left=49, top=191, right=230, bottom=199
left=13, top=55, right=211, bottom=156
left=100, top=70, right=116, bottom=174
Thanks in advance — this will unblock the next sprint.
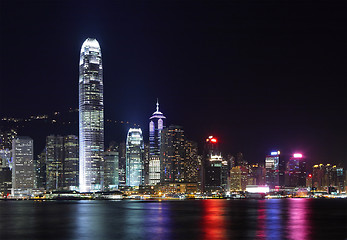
left=79, top=38, right=104, bottom=192
left=149, top=100, right=166, bottom=185
left=126, top=128, right=144, bottom=187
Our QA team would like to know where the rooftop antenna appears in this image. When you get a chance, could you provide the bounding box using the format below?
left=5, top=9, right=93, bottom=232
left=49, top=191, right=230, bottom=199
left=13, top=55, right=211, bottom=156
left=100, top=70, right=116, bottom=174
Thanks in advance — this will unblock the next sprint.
left=156, top=98, right=159, bottom=112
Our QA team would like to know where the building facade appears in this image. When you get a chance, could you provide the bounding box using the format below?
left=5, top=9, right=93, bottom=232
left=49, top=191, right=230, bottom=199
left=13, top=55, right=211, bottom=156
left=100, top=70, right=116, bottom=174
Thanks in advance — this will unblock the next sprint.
left=160, top=125, right=186, bottom=183
left=126, top=128, right=144, bottom=187
left=118, top=142, right=126, bottom=186
left=63, top=135, right=79, bottom=190
left=203, top=136, right=224, bottom=192
left=285, top=153, right=306, bottom=187
left=184, top=140, right=200, bottom=183
left=104, top=148, right=119, bottom=190
left=12, top=137, right=35, bottom=196
left=46, top=135, right=64, bottom=190
left=312, top=164, right=345, bottom=192
left=265, top=151, right=280, bottom=189
left=79, top=38, right=104, bottom=192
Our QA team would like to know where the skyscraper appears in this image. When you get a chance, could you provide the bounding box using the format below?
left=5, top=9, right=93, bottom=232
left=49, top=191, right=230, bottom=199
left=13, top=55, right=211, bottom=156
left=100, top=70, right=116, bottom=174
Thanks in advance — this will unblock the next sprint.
left=143, top=143, right=150, bottom=185
left=0, top=149, right=11, bottom=168
left=184, top=140, right=200, bottom=183
left=265, top=151, right=280, bottom=189
left=63, top=135, right=79, bottom=190
left=160, top=125, right=186, bottom=183
left=35, top=151, right=46, bottom=189
left=203, top=136, right=223, bottom=193
left=104, top=147, right=119, bottom=191
left=12, top=136, right=34, bottom=196
left=46, top=135, right=64, bottom=190
left=45, top=135, right=79, bottom=190
left=286, top=153, right=306, bottom=187
left=149, top=100, right=166, bottom=185
left=79, top=38, right=104, bottom=192
left=126, top=128, right=144, bottom=187
left=118, top=142, right=126, bottom=186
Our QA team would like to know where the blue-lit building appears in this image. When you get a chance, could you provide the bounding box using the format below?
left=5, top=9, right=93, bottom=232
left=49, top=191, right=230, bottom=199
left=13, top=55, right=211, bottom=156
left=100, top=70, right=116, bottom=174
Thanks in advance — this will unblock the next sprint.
left=265, top=151, right=280, bottom=189
left=149, top=100, right=166, bottom=185
left=79, top=38, right=104, bottom=192
left=126, top=128, right=144, bottom=187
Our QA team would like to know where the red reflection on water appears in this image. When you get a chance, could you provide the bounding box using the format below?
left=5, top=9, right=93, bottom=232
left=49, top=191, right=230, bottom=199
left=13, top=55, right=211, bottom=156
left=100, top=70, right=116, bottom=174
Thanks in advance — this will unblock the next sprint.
left=288, top=199, right=311, bottom=240
left=201, top=199, right=227, bottom=240
left=256, top=200, right=266, bottom=239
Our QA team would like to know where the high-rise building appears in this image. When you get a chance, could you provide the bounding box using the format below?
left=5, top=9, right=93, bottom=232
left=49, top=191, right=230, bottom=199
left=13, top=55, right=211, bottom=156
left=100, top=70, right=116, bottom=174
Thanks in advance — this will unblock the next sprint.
left=45, top=135, right=79, bottom=191
left=46, top=135, right=64, bottom=190
left=79, top=38, right=104, bottom=192
left=149, top=100, right=166, bottom=185
left=0, top=129, right=17, bottom=150
left=12, top=136, right=35, bottom=196
left=235, top=152, right=247, bottom=167
left=265, top=151, right=280, bottom=189
left=0, top=167, right=11, bottom=196
left=221, top=159, right=230, bottom=191
left=229, top=166, right=248, bottom=191
left=118, top=142, right=126, bottom=186
left=149, top=156, right=160, bottom=186
left=312, top=164, right=325, bottom=191
left=285, top=153, right=306, bottom=187
left=126, top=128, right=144, bottom=187
left=104, top=147, right=119, bottom=191
left=143, top=143, right=150, bottom=185
left=0, top=129, right=16, bottom=170
left=35, top=151, right=46, bottom=189
left=0, top=149, right=11, bottom=168
left=203, top=136, right=224, bottom=193
left=336, top=167, right=345, bottom=193
left=160, top=125, right=186, bottom=183
left=249, top=164, right=266, bottom=186
left=184, top=140, right=200, bottom=183
left=312, top=164, right=345, bottom=192
left=63, top=135, right=79, bottom=190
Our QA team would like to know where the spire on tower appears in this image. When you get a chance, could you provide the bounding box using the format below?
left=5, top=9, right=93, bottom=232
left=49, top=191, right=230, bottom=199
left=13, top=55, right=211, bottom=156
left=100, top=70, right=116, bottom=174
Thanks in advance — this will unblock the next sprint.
left=156, top=98, right=159, bottom=112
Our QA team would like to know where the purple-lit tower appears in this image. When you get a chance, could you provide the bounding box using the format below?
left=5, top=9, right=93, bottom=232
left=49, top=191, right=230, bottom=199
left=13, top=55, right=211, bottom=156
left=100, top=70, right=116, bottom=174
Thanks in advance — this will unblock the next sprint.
left=286, top=153, right=307, bottom=187
left=148, top=100, right=166, bottom=185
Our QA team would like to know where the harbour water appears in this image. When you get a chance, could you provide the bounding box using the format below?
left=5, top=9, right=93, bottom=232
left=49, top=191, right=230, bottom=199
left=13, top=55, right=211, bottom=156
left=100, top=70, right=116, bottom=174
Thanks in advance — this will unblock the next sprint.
left=0, top=199, right=346, bottom=240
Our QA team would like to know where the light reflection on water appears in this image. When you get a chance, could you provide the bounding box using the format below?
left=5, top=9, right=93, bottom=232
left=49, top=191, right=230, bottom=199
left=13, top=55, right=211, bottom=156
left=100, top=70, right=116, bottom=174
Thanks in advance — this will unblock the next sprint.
left=200, top=199, right=227, bottom=240
left=144, top=202, right=172, bottom=239
left=287, top=198, right=312, bottom=240
left=265, top=199, right=283, bottom=239
left=0, top=199, right=345, bottom=240
left=256, top=200, right=266, bottom=239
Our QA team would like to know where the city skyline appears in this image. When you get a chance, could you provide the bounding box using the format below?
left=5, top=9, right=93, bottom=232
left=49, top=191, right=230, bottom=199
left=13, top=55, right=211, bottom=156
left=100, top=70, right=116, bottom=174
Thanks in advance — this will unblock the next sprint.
left=1, top=0, right=346, bottom=168
left=0, top=2, right=345, bottom=239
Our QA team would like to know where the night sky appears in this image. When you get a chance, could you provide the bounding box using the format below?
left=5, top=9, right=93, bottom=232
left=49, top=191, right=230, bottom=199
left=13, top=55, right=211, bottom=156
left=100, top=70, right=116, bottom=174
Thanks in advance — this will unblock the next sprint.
left=1, top=0, right=346, bottom=167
